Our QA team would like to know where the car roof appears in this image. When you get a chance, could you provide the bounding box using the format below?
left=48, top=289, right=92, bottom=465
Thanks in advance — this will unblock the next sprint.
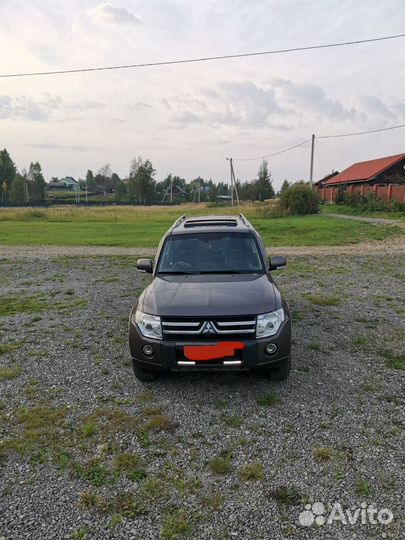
left=170, top=214, right=254, bottom=235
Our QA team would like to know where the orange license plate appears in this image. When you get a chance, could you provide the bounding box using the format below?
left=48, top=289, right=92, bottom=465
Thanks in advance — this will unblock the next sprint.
left=183, top=341, right=245, bottom=361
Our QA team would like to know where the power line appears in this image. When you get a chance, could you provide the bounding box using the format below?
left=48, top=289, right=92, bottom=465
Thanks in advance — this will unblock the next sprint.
left=232, top=139, right=311, bottom=162
left=317, top=124, right=405, bottom=139
left=231, top=124, right=405, bottom=162
left=0, top=34, right=403, bottom=79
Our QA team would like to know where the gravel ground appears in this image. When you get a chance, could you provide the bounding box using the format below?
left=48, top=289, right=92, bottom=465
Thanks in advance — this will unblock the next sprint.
left=0, top=249, right=404, bottom=540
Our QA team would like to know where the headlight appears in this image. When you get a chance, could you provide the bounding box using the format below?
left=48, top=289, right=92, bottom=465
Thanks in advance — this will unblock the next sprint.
left=134, top=310, right=162, bottom=340
left=256, top=308, right=284, bottom=338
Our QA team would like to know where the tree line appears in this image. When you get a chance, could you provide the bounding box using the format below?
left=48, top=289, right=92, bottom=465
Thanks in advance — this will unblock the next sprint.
left=0, top=149, right=46, bottom=205
left=1, top=147, right=286, bottom=205
left=83, top=156, right=278, bottom=204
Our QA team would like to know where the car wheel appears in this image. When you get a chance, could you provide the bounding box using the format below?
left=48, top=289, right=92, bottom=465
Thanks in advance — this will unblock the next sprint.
left=265, top=355, right=291, bottom=381
left=132, top=362, right=159, bottom=382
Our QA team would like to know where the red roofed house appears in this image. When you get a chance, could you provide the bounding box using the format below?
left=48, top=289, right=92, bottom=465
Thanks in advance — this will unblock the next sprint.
left=316, top=153, right=405, bottom=203
left=313, top=170, right=339, bottom=188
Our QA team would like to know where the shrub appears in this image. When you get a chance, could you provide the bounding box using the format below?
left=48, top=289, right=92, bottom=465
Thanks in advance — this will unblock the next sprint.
left=365, top=192, right=389, bottom=211
left=24, top=210, right=48, bottom=220
left=257, top=391, right=280, bottom=406
left=334, top=188, right=345, bottom=205
left=161, top=509, right=193, bottom=539
left=280, top=183, right=320, bottom=215
left=206, top=202, right=225, bottom=208
left=342, top=191, right=405, bottom=213
left=269, top=485, right=303, bottom=505
left=342, top=192, right=365, bottom=208
left=313, top=447, right=334, bottom=461
left=208, top=457, right=231, bottom=474
left=392, top=200, right=405, bottom=212
left=238, top=462, right=264, bottom=481
left=252, top=200, right=286, bottom=218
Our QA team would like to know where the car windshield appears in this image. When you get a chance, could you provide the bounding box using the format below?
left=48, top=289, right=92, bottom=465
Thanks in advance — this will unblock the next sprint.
left=157, top=232, right=265, bottom=274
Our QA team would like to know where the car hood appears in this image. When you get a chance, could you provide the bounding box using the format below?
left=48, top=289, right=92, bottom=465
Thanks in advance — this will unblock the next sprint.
left=139, top=274, right=279, bottom=317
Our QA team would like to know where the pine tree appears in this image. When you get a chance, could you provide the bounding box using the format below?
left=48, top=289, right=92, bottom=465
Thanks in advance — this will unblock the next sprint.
left=254, top=160, right=275, bottom=201
left=0, top=149, right=17, bottom=202
left=86, top=170, right=96, bottom=191
left=9, top=174, right=27, bottom=205
left=27, top=162, right=46, bottom=203
left=280, top=179, right=290, bottom=196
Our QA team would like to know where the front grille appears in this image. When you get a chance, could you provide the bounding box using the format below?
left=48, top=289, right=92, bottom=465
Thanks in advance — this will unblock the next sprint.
left=161, top=316, right=256, bottom=340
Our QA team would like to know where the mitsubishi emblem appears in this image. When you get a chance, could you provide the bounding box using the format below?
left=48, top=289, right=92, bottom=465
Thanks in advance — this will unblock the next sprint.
left=202, top=321, right=216, bottom=334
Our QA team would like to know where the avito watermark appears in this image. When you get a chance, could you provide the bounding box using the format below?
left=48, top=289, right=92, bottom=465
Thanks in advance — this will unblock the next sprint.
left=298, top=501, right=394, bottom=527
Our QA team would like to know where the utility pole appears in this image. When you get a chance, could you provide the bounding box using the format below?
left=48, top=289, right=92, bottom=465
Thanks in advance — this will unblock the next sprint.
left=231, top=160, right=240, bottom=207
left=229, top=158, right=234, bottom=206
left=24, top=177, right=29, bottom=204
left=226, top=157, right=239, bottom=207
left=198, top=177, right=201, bottom=203
left=170, top=176, right=173, bottom=203
left=309, top=133, right=315, bottom=185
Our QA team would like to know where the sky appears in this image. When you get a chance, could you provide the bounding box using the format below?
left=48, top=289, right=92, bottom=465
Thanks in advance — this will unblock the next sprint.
left=0, top=0, right=404, bottom=189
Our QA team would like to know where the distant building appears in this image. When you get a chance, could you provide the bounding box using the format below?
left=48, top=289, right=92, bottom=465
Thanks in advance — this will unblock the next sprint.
left=322, top=154, right=405, bottom=188
left=48, top=177, right=80, bottom=191
left=316, top=154, right=405, bottom=203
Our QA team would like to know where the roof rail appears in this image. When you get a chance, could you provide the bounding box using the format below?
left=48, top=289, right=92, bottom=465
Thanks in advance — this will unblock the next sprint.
left=172, top=214, right=187, bottom=229
left=239, top=213, right=252, bottom=226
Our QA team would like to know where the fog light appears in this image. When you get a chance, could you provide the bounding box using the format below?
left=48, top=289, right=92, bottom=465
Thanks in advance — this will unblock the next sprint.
left=265, top=343, right=277, bottom=355
left=142, top=344, right=154, bottom=357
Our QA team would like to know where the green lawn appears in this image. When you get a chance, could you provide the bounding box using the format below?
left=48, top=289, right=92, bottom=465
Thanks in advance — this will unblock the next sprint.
left=0, top=205, right=401, bottom=247
left=320, top=204, right=405, bottom=221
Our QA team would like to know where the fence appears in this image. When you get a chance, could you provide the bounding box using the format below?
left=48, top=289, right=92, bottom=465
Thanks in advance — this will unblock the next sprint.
left=0, top=200, right=178, bottom=208
left=316, top=183, right=405, bottom=203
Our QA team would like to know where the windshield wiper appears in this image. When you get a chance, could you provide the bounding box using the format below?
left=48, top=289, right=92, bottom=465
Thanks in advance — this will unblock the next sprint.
left=158, top=271, right=197, bottom=275
left=198, top=270, right=251, bottom=274
left=159, top=270, right=260, bottom=275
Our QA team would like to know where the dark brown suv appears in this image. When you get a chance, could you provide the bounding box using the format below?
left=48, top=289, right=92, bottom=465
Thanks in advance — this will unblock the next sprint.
left=129, top=214, right=291, bottom=381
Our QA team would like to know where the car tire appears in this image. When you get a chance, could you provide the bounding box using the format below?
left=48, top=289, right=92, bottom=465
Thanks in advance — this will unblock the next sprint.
left=132, top=362, right=159, bottom=382
left=265, top=355, right=291, bottom=381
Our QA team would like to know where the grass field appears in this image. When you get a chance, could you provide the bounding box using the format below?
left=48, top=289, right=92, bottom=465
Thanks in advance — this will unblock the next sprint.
left=0, top=205, right=402, bottom=247
left=320, top=203, right=405, bottom=221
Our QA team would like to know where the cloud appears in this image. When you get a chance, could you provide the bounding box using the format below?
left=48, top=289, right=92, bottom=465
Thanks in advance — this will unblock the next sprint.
left=271, top=78, right=357, bottom=121
left=356, top=95, right=397, bottom=121
left=0, top=95, right=49, bottom=122
left=129, top=102, right=153, bottom=110
left=168, top=77, right=404, bottom=131
left=174, top=110, right=203, bottom=126
left=168, top=79, right=358, bottom=129
left=172, top=81, right=287, bottom=128
left=64, top=99, right=105, bottom=113
left=160, top=99, right=172, bottom=111
left=0, top=95, right=105, bottom=122
left=390, top=100, right=405, bottom=119
left=21, top=143, right=101, bottom=152
left=89, top=3, right=143, bottom=26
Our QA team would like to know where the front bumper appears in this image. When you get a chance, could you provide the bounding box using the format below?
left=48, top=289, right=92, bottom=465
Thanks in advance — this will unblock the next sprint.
left=129, top=318, right=291, bottom=371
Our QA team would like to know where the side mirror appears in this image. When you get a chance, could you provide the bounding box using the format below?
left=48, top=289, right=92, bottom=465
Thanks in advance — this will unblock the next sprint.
left=136, top=258, right=153, bottom=273
left=269, top=256, right=287, bottom=271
